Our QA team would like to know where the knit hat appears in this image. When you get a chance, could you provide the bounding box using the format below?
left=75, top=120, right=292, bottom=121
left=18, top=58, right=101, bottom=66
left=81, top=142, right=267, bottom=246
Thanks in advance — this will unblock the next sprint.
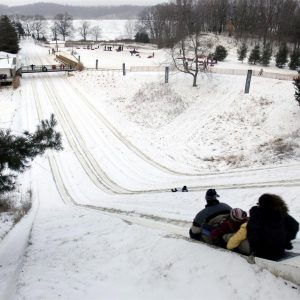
left=230, top=208, right=247, bottom=222
left=205, top=189, right=220, bottom=202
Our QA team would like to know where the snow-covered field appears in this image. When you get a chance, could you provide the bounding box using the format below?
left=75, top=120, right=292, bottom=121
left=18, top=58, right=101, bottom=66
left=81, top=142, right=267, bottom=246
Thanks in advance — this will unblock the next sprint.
left=0, top=37, right=300, bottom=299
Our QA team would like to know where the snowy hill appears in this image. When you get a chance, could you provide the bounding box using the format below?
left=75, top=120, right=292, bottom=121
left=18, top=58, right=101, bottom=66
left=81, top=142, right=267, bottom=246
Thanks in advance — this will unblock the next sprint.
left=0, top=37, right=299, bottom=299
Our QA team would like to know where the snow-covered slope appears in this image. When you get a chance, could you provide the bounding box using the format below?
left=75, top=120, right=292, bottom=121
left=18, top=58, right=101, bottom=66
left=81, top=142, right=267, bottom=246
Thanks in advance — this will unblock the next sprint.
left=0, top=38, right=299, bottom=299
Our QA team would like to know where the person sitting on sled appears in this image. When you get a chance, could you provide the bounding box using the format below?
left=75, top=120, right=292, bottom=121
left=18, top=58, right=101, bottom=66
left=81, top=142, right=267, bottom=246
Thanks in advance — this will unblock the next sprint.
left=226, top=194, right=299, bottom=259
left=210, top=208, right=247, bottom=247
left=189, top=189, right=231, bottom=242
left=247, top=194, right=298, bottom=260
left=225, top=220, right=250, bottom=255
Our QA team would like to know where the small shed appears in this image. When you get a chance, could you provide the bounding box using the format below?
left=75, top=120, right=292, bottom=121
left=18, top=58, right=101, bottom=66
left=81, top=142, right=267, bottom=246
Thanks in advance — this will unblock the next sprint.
left=0, top=52, right=19, bottom=83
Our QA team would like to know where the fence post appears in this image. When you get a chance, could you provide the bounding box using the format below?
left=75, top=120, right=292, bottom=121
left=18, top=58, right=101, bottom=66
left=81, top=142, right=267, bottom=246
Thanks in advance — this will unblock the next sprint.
left=165, top=67, right=169, bottom=83
left=123, top=63, right=126, bottom=76
left=96, top=59, right=98, bottom=70
left=244, top=70, right=252, bottom=94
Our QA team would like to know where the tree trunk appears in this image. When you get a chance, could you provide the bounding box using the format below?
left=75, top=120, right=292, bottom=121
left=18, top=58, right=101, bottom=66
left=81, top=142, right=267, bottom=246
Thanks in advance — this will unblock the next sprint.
left=193, top=74, right=197, bottom=87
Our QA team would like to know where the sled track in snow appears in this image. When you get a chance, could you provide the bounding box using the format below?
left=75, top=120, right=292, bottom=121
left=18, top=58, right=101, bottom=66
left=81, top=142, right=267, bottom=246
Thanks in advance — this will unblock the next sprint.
left=30, top=57, right=131, bottom=194
left=44, top=76, right=300, bottom=191
left=28, top=56, right=300, bottom=194
left=37, top=74, right=300, bottom=192
left=64, top=72, right=300, bottom=178
left=47, top=153, right=300, bottom=289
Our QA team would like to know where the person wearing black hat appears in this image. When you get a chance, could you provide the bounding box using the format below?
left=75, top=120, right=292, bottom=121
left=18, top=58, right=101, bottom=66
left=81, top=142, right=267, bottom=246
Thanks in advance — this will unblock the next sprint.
left=189, top=189, right=232, bottom=242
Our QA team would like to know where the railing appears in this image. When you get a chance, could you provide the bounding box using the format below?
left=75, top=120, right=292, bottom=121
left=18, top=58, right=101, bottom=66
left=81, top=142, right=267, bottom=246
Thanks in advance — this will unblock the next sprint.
left=21, top=64, right=75, bottom=73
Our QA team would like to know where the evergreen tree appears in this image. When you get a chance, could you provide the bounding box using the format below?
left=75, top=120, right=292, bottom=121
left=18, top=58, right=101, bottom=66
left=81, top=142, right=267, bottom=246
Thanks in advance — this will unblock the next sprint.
left=275, top=44, right=289, bottom=68
left=0, top=114, right=63, bottom=194
left=135, top=32, right=140, bottom=42
left=260, top=44, right=272, bottom=66
left=214, top=45, right=228, bottom=61
left=135, top=31, right=150, bottom=43
left=237, top=43, right=248, bottom=63
left=248, top=45, right=261, bottom=64
left=15, top=21, right=25, bottom=36
left=0, top=15, right=19, bottom=54
left=289, top=50, right=300, bottom=70
left=293, top=75, right=300, bottom=106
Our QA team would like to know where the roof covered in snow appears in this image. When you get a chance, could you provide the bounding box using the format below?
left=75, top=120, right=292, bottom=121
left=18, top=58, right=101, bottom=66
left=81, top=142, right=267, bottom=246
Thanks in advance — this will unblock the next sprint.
left=0, top=51, right=17, bottom=69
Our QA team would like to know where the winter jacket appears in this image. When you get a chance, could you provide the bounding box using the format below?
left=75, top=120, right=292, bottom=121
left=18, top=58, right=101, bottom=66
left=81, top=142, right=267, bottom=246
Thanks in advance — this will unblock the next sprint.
left=189, top=200, right=232, bottom=241
left=193, top=201, right=232, bottom=227
left=247, top=206, right=299, bottom=260
left=227, top=222, right=248, bottom=250
left=210, top=218, right=244, bottom=247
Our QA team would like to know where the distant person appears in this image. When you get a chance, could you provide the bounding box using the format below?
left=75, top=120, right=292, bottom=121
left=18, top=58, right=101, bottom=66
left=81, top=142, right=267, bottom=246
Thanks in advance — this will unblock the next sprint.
left=258, top=68, right=263, bottom=76
left=247, top=194, right=299, bottom=260
left=189, top=189, right=232, bottom=242
left=210, top=208, right=247, bottom=247
left=182, top=185, right=188, bottom=192
left=171, top=186, right=188, bottom=192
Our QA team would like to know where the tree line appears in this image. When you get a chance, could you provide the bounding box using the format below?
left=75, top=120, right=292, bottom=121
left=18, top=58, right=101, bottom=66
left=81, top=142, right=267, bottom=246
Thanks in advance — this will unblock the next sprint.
left=9, top=14, right=102, bottom=42
left=137, top=0, right=300, bottom=49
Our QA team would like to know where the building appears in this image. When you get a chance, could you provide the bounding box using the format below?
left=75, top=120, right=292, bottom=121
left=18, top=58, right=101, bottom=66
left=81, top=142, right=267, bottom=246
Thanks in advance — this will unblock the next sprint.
left=0, top=52, right=20, bottom=83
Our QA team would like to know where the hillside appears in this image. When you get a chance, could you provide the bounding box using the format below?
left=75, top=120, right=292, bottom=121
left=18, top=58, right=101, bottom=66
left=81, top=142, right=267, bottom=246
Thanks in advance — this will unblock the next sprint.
left=0, top=3, right=146, bottom=19
left=0, top=38, right=299, bottom=299
left=67, top=38, right=300, bottom=173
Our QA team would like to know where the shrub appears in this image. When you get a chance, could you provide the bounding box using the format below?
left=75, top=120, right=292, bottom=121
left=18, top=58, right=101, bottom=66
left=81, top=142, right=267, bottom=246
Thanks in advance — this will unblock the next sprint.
left=289, top=50, right=300, bottom=70
left=275, top=43, right=288, bottom=68
left=293, top=75, right=300, bottom=106
left=260, top=44, right=272, bottom=66
left=135, top=32, right=150, bottom=43
left=0, top=195, right=11, bottom=213
left=13, top=198, right=32, bottom=224
left=237, top=43, right=247, bottom=63
left=248, top=45, right=261, bottom=64
left=214, top=45, right=228, bottom=61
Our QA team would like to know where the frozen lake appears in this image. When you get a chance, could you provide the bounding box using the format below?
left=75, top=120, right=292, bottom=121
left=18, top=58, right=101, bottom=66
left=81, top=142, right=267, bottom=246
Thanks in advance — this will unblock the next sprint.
left=43, top=19, right=135, bottom=41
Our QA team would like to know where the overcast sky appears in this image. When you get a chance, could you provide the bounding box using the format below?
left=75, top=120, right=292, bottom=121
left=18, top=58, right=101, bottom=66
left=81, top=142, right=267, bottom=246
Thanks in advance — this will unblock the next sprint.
left=1, top=0, right=166, bottom=6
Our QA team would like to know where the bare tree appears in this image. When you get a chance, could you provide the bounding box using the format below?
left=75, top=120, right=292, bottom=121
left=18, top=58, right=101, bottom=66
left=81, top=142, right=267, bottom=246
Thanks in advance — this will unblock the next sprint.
left=54, top=13, right=73, bottom=41
left=137, top=3, right=177, bottom=48
left=33, top=15, right=46, bottom=40
left=171, top=0, right=215, bottom=87
left=21, top=16, right=34, bottom=36
left=51, top=23, right=58, bottom=41
left=138, top=0, right=300, bottom=52
left=125, top=20, right=136, bottom=38
left=90, top=24, right=102, bottom=42
left=78, top=20, right=91, bottom=41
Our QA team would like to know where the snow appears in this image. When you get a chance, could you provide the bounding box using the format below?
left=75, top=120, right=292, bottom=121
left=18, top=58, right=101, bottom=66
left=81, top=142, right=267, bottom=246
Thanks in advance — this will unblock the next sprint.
left=0, top=34, right=300, bottom=299
left=0, top=52, right=17, bottom=69
left=44, top=19, right=134, bottom=41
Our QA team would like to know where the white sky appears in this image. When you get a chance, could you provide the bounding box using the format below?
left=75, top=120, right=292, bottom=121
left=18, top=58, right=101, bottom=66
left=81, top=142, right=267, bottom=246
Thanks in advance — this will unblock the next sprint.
left=1, top=0, right=166, bottom=6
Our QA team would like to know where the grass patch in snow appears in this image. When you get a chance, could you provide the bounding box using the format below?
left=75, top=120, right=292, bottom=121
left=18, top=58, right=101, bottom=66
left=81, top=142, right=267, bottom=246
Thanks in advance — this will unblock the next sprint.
left=0, top=190, right=32, bottom=240
left=126, top=83, right=186, bottom=129
left=258, top=136, right=297, bottom=160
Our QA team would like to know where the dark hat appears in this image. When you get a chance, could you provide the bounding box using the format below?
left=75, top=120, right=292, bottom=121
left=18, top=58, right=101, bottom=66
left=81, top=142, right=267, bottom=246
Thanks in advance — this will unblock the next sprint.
left=205, top=189, right=219, bottom=202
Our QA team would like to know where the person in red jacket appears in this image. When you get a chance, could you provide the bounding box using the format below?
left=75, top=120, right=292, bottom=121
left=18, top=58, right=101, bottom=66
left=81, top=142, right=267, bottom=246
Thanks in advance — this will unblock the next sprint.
left=210, top=208, right=247, bottom=247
